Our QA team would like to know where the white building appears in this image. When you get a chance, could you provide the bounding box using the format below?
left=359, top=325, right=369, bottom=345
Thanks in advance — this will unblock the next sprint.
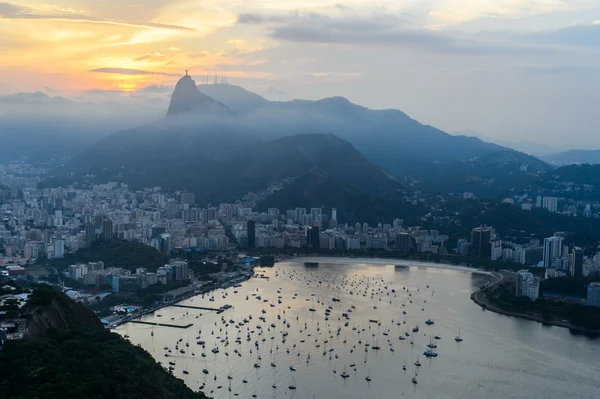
left=516, top=270, right=539, bottom=301
left=54, top=239, right=65, bottom=258
left=542, top=197, right=558, bottom=213
left=543, top=236, right=563, bottom=269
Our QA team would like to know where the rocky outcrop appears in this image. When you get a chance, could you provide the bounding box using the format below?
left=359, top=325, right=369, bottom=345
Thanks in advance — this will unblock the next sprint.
left=23, top=290, right=102, bottom=341
left=166, top=74, right=232, bottom=117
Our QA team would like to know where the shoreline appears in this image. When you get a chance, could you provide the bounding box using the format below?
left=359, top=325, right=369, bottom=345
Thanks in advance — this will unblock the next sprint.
left=110, top=269, right=254, bottom=328
left=276, top=255, right=494, bottom=276
left=470, top=272, right=600, bottom=336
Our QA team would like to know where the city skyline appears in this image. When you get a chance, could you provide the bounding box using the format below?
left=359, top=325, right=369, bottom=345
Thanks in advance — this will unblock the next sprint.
left=2, top=1, right=600, bottom=147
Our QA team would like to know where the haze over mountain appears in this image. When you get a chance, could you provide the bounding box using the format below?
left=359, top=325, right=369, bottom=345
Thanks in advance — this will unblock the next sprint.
left=541, top=149, right=600, bottom=166
left=52, top=75, right=550, bottom=210
left=59, top=75, right=411, bottom=222
left=166, top=74, right=231, bottom=117
left=455, top=130, right=561, bottom=157
left=196, top=83, right=547, bottom=176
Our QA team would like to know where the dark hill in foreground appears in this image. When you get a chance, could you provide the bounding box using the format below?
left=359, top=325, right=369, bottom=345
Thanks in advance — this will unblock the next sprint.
left=0, top=286, right=208, bottom=399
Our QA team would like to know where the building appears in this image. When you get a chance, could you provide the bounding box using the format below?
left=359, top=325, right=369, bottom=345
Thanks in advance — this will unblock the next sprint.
left=307, top=226, right=320, bottom=248
left=587, top=282, right=600, bottom=307
left=331, top=208, right=337, bottom=221
left=516, top=270, right=539, bottom=301
left=459, top=241, right=471, bottom=256
left=542, top=197, right=558, bottom=213
left=396, top=233, right=411, bottom=254
left=571, top=247, right=584, bottom=277
left=490, top=239, right=502, bottom=261
left=345, top=237, right=360, bottom=250
left=247, top=220, right=256, bottom=249
left=518, top=245, right=543, bottom=266
left=53, top=239, right=64, bottom=258
left=471, top=226, right=492, bottom=258
left=85, top=222, right=96, bottom=248
left=543, top=236, right=563, bottom=269
left=102, top=218, right=113, bottom=241
left=160, top=233, right=172, bottom=254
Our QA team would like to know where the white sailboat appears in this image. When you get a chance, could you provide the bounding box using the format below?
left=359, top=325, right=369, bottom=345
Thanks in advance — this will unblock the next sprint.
left=455, top=328, right=463, bottom=342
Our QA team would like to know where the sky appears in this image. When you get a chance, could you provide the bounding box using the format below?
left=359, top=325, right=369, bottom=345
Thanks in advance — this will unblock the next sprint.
left=1, top=0, right=600, bottom=149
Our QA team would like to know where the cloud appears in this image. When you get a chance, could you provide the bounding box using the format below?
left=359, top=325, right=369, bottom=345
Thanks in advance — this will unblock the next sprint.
left=262, top=13, right=530, bottom=54
left=0, top=2, right=195, bottom=31
left=134, top=53, right=169, bottom=62
left=527, top=24, right=600, bottom=47
left=237, top=12, right=293, bottom=25
left=136, top=84, right=173, bottom=94
left=90, top=68, right=181, bottom=77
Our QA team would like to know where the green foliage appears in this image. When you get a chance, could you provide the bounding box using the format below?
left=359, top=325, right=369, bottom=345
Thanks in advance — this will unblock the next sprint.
left=488, top=282, right=600, bottom=331
left=0, top=327, right=208, bottom=399
left=541, top=277, right=600, bottom=298
left=51, top=240, right=169, bottom=273
left=0, top=286, right=208, bottom=399
left=187, top=261, right=221, bottom=279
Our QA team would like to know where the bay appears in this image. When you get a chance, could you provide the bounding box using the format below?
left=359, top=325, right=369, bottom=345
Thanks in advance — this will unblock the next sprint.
left=116, top=257, right=600, bottom=399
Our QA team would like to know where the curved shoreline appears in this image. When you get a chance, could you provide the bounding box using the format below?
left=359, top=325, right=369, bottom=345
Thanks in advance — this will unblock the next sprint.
left=280, top=255, right=494, bottom=276
left=470, top=272, right=600, bottom=336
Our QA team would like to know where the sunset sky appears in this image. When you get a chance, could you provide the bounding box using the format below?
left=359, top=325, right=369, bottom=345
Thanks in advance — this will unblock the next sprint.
left=2, top=0, right=600, bottom=147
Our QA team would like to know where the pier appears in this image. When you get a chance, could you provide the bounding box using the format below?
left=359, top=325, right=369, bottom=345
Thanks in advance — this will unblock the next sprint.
left=130, top=320, right=193, bottom=329
left=171, top=304, right=231, bottom=313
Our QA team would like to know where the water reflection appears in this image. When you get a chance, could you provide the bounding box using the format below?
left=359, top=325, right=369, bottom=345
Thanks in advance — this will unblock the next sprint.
left=116, top=258, right=600, bottom=399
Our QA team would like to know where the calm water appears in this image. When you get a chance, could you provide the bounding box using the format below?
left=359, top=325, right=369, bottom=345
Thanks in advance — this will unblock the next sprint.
left=116, top=257, right=600, bottom=399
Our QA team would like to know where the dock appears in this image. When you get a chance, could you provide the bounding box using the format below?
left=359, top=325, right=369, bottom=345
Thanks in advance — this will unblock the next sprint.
left=172, top=304, right=220, bottom=311
left=171, top=304, right=231, bottom=313
left=130, top=320, right=193, bottom=329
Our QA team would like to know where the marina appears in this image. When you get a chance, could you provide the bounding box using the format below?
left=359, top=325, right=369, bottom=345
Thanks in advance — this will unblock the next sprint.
left=116, top=257, right=600, bottom=399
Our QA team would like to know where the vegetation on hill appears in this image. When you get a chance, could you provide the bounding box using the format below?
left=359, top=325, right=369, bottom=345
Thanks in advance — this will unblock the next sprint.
left=0, top=286, right=208, bottom=399
left=50, top=239, right=169, bottom=273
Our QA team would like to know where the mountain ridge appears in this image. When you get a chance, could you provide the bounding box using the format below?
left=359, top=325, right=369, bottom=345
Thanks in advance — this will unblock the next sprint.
left=541, top=149, right=600, bottom=165
left=196, top=83, right=545, bottom=176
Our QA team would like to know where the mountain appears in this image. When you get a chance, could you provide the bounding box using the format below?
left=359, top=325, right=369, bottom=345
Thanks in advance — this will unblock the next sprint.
left=166, top=74, right=231, bottom=117
left=60, top=75, right=406, bottom=222
left=198, top=83, right=269, bottom=110
left=455, top=130, right=561, bottom=157
left=541, top=149, right=600, bottom=165
left=0, top=285, right=208, bottom=399
left=197, top=84, right=546, bottom=177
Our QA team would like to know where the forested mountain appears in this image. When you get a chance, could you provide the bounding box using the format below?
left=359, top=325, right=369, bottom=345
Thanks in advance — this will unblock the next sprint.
left=0, top=286, right=208, bottom=399
left=197, top=84, right=547, bottom=176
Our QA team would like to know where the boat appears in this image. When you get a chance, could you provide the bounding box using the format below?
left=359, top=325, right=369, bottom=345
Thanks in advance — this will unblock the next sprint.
left=289, top=376, right=297, bottom=390
left=304, top=262, right=319, bottom=267
left=414, top=356, right=421, bottom=367
left=366, top=369, right=372, bottom=382
left=426, top=335, right=437, bottom=349
left=289, top=366, right=296, bottom=371
left=425, top=319, right=434, bottom=325
left=341, top=370, right=349, bottom=378
left=423, top=349, right=438, bottom=357
left=412, top=326, right=419, bottom=333
left=455, top=328, right=463, bottom=342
